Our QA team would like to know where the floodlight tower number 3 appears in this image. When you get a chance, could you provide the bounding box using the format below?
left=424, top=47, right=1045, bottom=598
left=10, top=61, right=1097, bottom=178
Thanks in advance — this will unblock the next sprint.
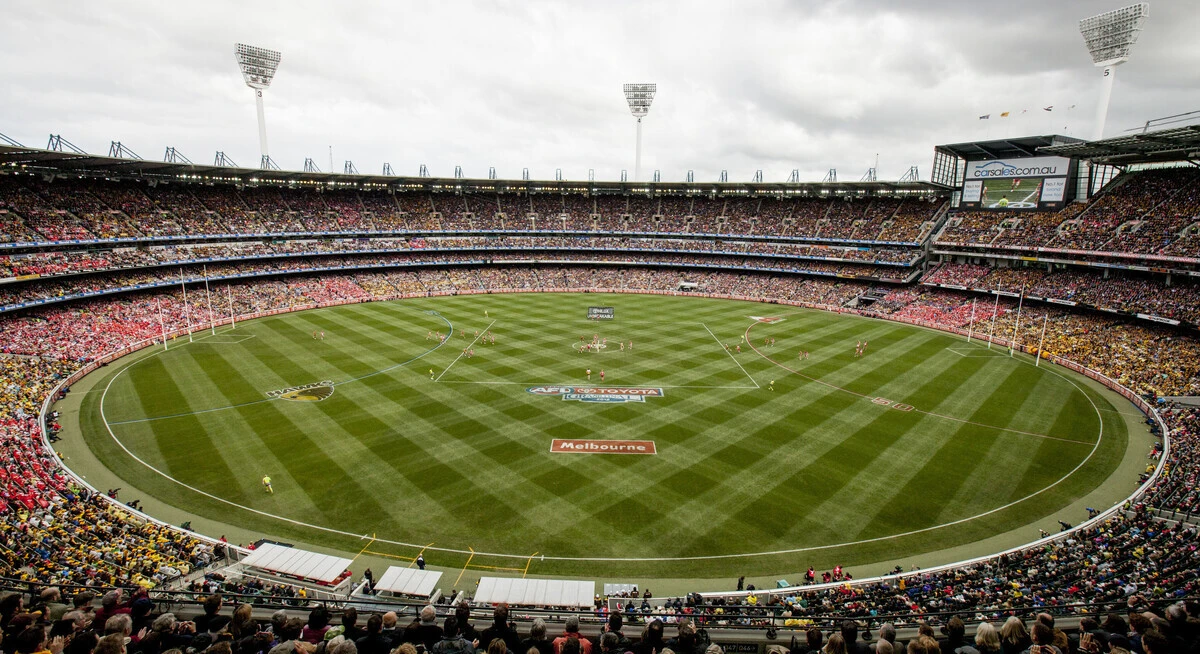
left=235, top=43, right=283, bottom=171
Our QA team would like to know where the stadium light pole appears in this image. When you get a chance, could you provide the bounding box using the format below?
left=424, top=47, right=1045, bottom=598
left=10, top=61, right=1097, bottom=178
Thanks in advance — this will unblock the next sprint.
left=1079, top=3, right=1149, bottom=141
left=623, top=84, right=657, bottom=182
left=235, top=43, right=283, bottom=170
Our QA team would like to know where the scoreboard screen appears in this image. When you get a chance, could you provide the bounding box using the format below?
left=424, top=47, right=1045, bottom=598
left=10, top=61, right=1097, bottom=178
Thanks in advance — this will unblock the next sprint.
left=588, top=306, right=615, bottom=320
left=959, top=155, right=1074, bottom=211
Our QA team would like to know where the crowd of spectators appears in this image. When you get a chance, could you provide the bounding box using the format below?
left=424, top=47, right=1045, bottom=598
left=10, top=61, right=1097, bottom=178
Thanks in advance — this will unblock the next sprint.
left=0, top=260, right=1198, bottom=633
left=0, top=252, right=915, bottom=311
left=0, top=238, right=919, bottom=283
left=920, top=264, right=1200, bottom=325
left=0, top=175, right=944, bottom=243
left=935, top=168, right=1200, bottom=258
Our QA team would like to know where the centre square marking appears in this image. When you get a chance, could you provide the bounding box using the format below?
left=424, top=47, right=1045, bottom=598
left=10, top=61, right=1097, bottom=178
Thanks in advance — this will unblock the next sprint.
left=550, top=439, right=658, bottom=455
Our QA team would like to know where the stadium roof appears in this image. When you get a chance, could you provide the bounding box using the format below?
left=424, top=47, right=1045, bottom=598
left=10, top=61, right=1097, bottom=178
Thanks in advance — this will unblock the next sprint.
left=241, top=543, right=352, bottom=584
left=474, top=577, right=596, bottom=608
left=0, top=144, right=948, bottom=195
left=1039, top=125, right=1200, bottom=165
left=934, top=135, right=1085, bottom=161
left=372, top=566, right=442, bottom=598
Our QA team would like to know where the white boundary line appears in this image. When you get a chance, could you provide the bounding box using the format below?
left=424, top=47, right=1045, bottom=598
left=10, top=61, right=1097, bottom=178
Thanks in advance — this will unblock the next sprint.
left=436, top=380, right=757, bottom=389
left=946, top=345, right=1008, bottom=358
left=200, top=333, right=258, bottom=344
left=434, top=319, right=495, bottom=382
left=702, top=322, right=759, bottom=389
left=93, top=299, right=1117, bottom=563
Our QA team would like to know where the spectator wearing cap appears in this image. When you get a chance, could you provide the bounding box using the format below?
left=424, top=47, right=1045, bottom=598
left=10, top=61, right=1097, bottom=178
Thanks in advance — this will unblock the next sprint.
left=553, top=616, right=593, bottom=654
left=130, top=598, right=155, bottom=641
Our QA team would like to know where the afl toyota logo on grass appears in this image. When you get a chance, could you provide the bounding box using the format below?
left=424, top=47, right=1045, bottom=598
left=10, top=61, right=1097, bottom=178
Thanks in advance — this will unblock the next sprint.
left=266, top=380, right=335, bottom=402
left=527, top=386, right=664, bottom=403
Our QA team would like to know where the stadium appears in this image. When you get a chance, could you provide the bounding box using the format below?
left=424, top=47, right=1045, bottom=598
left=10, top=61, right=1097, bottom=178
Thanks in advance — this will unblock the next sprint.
left=2, top=3, right=1199, bottom=654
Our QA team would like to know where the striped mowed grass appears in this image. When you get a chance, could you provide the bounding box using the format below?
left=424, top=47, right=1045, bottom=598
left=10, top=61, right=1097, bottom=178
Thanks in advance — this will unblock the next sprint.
left=80, top=292, right=1127, bottom=578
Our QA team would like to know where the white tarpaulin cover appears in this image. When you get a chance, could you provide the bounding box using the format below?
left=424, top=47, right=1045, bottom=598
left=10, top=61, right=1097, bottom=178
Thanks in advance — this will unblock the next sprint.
left=475, top=577, right=595, bottom=608
left=374, top=566, right=443, bottom=598
left=241, top=543, right=352, bottom=584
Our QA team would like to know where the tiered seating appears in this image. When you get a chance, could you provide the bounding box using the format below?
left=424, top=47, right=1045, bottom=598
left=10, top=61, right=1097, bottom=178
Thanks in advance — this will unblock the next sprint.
left=497, top=193, right=530, bottom=230
left=877, top=198, right=941, bottom=242
left=561, top=194, right=594, bottom=230
left=530, top=193, right=563, bottom=230
left=144, top=184, right=227, bottom=234
left=687, top=196, right=724, bottom=234
left=627, top=196, right=659, bottom=232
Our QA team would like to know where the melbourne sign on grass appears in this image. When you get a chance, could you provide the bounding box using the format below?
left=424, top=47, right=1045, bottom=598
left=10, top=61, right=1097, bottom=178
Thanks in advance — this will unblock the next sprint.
left=550, top=439, right=657, bottom=454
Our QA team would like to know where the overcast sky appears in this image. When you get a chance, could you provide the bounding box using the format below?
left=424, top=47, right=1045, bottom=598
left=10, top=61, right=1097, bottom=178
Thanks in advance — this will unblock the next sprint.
left=2, top=1, right=1197, bottom=183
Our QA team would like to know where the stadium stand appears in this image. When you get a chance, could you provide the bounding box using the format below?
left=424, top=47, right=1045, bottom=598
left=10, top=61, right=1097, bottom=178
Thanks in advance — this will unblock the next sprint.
left=934, top=168, right=1200, bottom=259
left=0, top=164, right=1199, bottom=642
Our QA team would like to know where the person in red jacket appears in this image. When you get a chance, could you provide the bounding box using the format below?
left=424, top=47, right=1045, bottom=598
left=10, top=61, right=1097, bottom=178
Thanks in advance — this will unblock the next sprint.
left=552, top=616, right=592, bottom=654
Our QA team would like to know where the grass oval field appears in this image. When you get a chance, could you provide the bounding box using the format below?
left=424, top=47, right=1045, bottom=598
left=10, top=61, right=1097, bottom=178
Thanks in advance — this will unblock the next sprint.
left=77, top=292, right=1132, bottom=578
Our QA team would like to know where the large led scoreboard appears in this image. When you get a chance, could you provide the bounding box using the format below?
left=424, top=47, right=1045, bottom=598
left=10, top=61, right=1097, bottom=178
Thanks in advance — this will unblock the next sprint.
left=959, top=156, right=1076, bottom=210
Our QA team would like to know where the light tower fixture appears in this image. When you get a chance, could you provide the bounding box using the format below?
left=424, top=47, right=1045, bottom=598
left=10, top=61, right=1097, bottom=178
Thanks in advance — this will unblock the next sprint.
left=235, top=43, right=282, bottom=170
left=1079, top=3, right=1149, bottom=141
left=623, top=83, right=657, bottom=182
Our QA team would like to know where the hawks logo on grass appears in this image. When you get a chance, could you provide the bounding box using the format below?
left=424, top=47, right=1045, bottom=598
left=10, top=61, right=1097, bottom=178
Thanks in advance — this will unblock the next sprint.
left=749, top=316, right=786, bottom=323
left=527, top=387, right=664, bottom=403
left=267, top=381, right=335, bottom=402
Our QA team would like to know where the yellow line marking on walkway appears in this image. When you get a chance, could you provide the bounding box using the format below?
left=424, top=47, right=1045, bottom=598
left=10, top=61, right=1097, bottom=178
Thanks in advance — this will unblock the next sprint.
left=350, top=534, right=377, bottom=566
left=523, top=552, right=539, bottom=578
left=454, top=547, right=475, bottom=587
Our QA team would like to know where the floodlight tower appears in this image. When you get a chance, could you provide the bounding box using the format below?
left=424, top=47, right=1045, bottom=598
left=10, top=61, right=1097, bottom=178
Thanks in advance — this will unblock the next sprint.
left=623, top=83, right=657, bottom=181
left=235, top=43, right=282, bottom=169
left=1079, top=3, right=1149, bottom=141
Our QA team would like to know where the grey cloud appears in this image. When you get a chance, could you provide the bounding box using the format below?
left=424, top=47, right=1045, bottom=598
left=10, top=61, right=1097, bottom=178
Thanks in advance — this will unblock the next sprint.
left=0, top=0, right=1197, bottom=183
